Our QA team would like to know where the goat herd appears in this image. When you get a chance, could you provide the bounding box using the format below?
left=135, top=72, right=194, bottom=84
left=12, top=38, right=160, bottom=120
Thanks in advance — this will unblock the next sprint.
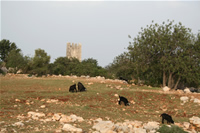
left=68, top=82, right=174, bottom=124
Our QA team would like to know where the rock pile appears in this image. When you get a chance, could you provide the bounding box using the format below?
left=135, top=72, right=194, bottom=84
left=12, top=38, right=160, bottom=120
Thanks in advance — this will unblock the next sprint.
left=189, top=116, right=200, bottom=128
left=92, top=119, right=160, bottom=133
left=180, top=96, right=200, bottom=105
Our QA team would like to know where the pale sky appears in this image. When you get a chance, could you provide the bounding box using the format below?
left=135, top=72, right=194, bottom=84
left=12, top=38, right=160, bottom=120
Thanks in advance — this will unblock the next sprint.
left=1, top=1, right=200, bottom=67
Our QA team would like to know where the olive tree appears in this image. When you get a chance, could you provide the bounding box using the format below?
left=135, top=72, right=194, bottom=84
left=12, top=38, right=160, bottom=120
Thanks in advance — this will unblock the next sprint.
left=128, top=20, right=199, bottom=89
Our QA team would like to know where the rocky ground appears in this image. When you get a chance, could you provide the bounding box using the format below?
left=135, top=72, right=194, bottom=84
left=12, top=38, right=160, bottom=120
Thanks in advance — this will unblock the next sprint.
left=0, top=74, right=200, bottom=133
left=1, top=108, right=200, bottom=133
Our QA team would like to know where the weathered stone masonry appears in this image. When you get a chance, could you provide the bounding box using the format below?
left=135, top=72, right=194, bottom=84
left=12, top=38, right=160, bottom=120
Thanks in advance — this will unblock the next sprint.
left=66, top=42, right=82, bottom=62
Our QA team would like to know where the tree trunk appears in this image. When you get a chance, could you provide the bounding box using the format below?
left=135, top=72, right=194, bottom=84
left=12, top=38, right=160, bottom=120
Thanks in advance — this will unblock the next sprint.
left=173, top=76, right=181, bottom=90
left=168, top=72, right=173, bottom=89
left=163, top=71, right=166, bottom=87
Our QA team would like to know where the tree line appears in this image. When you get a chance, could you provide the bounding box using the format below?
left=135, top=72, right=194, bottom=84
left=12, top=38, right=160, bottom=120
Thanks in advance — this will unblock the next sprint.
left=0, top=40, right=108, bottom=77
left=1, top=20, right=199, bottom=89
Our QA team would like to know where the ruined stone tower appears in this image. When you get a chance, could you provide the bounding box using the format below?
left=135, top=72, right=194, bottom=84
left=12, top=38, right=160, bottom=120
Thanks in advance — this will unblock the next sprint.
left=66, top=42, right=82, bottom=62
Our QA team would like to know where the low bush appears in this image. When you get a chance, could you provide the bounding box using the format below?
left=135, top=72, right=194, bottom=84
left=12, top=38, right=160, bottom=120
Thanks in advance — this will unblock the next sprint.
left=157, top=125, right=187, bottom=133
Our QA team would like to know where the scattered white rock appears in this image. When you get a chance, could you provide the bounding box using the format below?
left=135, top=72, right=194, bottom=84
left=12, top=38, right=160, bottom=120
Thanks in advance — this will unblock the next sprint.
left=52, top=113, right=62, bottom=121
left=62, top=124, right=82, bottom=132
left=94, top=118, right=103, bottom=123
left=183, top=122, right=190, bottom=129
left=143, top=121, right=159, bottom=131
left=12, top=121, right=24, bottom=127
left=70, top=114, right=84, bottom=122
left=189, top=116, right=200, bottom=127
left=92, top=120, right=114, bottom=133
left=46, top=99, right=59, bottom=103
left=27, top=111, right=45, bottom=120
left=193, top=98, right=200, bottom=104
left=180, top=96, right=189, bottom=103
left=177, top=90, right=184, bottom=94
left=87, top=82, right=93, bottom=85
left=114, top=94, right=119, bottom=97
left=15, top=99, right=20, bottom=102
left=184, top=88, right=191, bottom=93
left=163, top=86, right=170, bottom=92
left=133, top=127, right=146, bottom=133
left=40, top=105, right=46, bottom=108
left=132, top=121, right=143, bottom=128
left=59, top=115, right=71, bottom=123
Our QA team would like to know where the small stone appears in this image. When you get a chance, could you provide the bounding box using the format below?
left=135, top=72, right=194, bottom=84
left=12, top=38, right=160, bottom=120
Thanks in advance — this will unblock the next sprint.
left=15, top=99, right=20, bottom=102
left=40, top=105, right=46, bottom=108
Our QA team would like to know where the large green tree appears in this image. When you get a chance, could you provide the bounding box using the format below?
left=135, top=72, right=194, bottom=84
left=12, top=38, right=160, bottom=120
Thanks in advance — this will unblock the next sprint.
left=0, top=39, right=21, bottom=62
left=6, top=50, right=25, bottom=73
left=128, top=20, right=200, bottom=89
left=80, top=58, right=107, bottom=77
left=31, top=49, right=50, bottom=76
left=52, top=57, right=80, bottom=75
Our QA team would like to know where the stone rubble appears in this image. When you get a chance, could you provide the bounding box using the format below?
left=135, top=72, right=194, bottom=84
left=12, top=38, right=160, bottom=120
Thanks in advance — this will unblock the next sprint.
left=27, top=111, right=45, bottom=120
left=179, top=96, right=200, bottom=105
left=1, top=112, right=200, bottom=133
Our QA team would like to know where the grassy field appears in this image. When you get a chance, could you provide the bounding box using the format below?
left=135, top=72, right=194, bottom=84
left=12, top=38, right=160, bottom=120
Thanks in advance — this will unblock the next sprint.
left=0, top=75, right=200, bottom=132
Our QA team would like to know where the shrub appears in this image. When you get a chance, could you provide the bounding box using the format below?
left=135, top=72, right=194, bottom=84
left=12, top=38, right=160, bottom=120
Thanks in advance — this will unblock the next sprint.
left=157, top=125, right=187, bottom=133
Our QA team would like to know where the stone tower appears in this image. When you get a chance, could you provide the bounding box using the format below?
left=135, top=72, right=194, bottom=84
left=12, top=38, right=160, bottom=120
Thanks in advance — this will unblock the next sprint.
left=66, top=42, right=82, bottom=62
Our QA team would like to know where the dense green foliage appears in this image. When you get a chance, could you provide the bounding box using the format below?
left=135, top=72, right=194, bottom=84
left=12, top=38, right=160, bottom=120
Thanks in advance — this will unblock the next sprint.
left=107, top=20, right=200, bottom=88
left=30, top=49, right=51, bottom=76
left=0, top=39, right=21, bottom=62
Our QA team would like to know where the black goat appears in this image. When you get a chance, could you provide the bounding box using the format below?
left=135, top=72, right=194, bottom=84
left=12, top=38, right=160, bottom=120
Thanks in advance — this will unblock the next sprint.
left=69, top=84, right=77, bottom=93
left=118, top=95, right=130, bottom=106
left=160, top=113, right=174, bottom=124
left=78, top=82, right=87, bottom=92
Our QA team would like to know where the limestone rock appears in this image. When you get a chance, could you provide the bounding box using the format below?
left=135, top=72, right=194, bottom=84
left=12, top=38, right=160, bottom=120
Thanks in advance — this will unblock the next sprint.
left=193, top=98, right=200, bottom=104
left=189, top=116, right=200, bottom=127
left=52, top=113, right=62, bottom=121
left=184, top=88, right=191, bottom=93
left=133, top=128, right=146, bottom=133
left=183, top=122, right=190, bottom=129
left=70, top=114, right=84, bottom=122
left=163, top=86, right=170, bottom=92
left=180, top=96, right=189, bottom=103
left=62, top=124, right=82, bottom=132
left=59, top=115, right=71, bottom=123
left=143, top=121, right=159, bottom=131
left=132, top=121, right=143, bottom=128
left=27, top=111, right=45, bottom=120
left=12, top=121, right=24, bottom=127
left=92, top=120, right=114, bottom=133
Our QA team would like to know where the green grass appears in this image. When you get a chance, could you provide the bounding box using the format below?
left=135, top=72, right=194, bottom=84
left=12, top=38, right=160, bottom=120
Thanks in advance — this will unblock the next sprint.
left=157, top=125, right=188, bottom=133
left=0, top=75, right=200, bottom=132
